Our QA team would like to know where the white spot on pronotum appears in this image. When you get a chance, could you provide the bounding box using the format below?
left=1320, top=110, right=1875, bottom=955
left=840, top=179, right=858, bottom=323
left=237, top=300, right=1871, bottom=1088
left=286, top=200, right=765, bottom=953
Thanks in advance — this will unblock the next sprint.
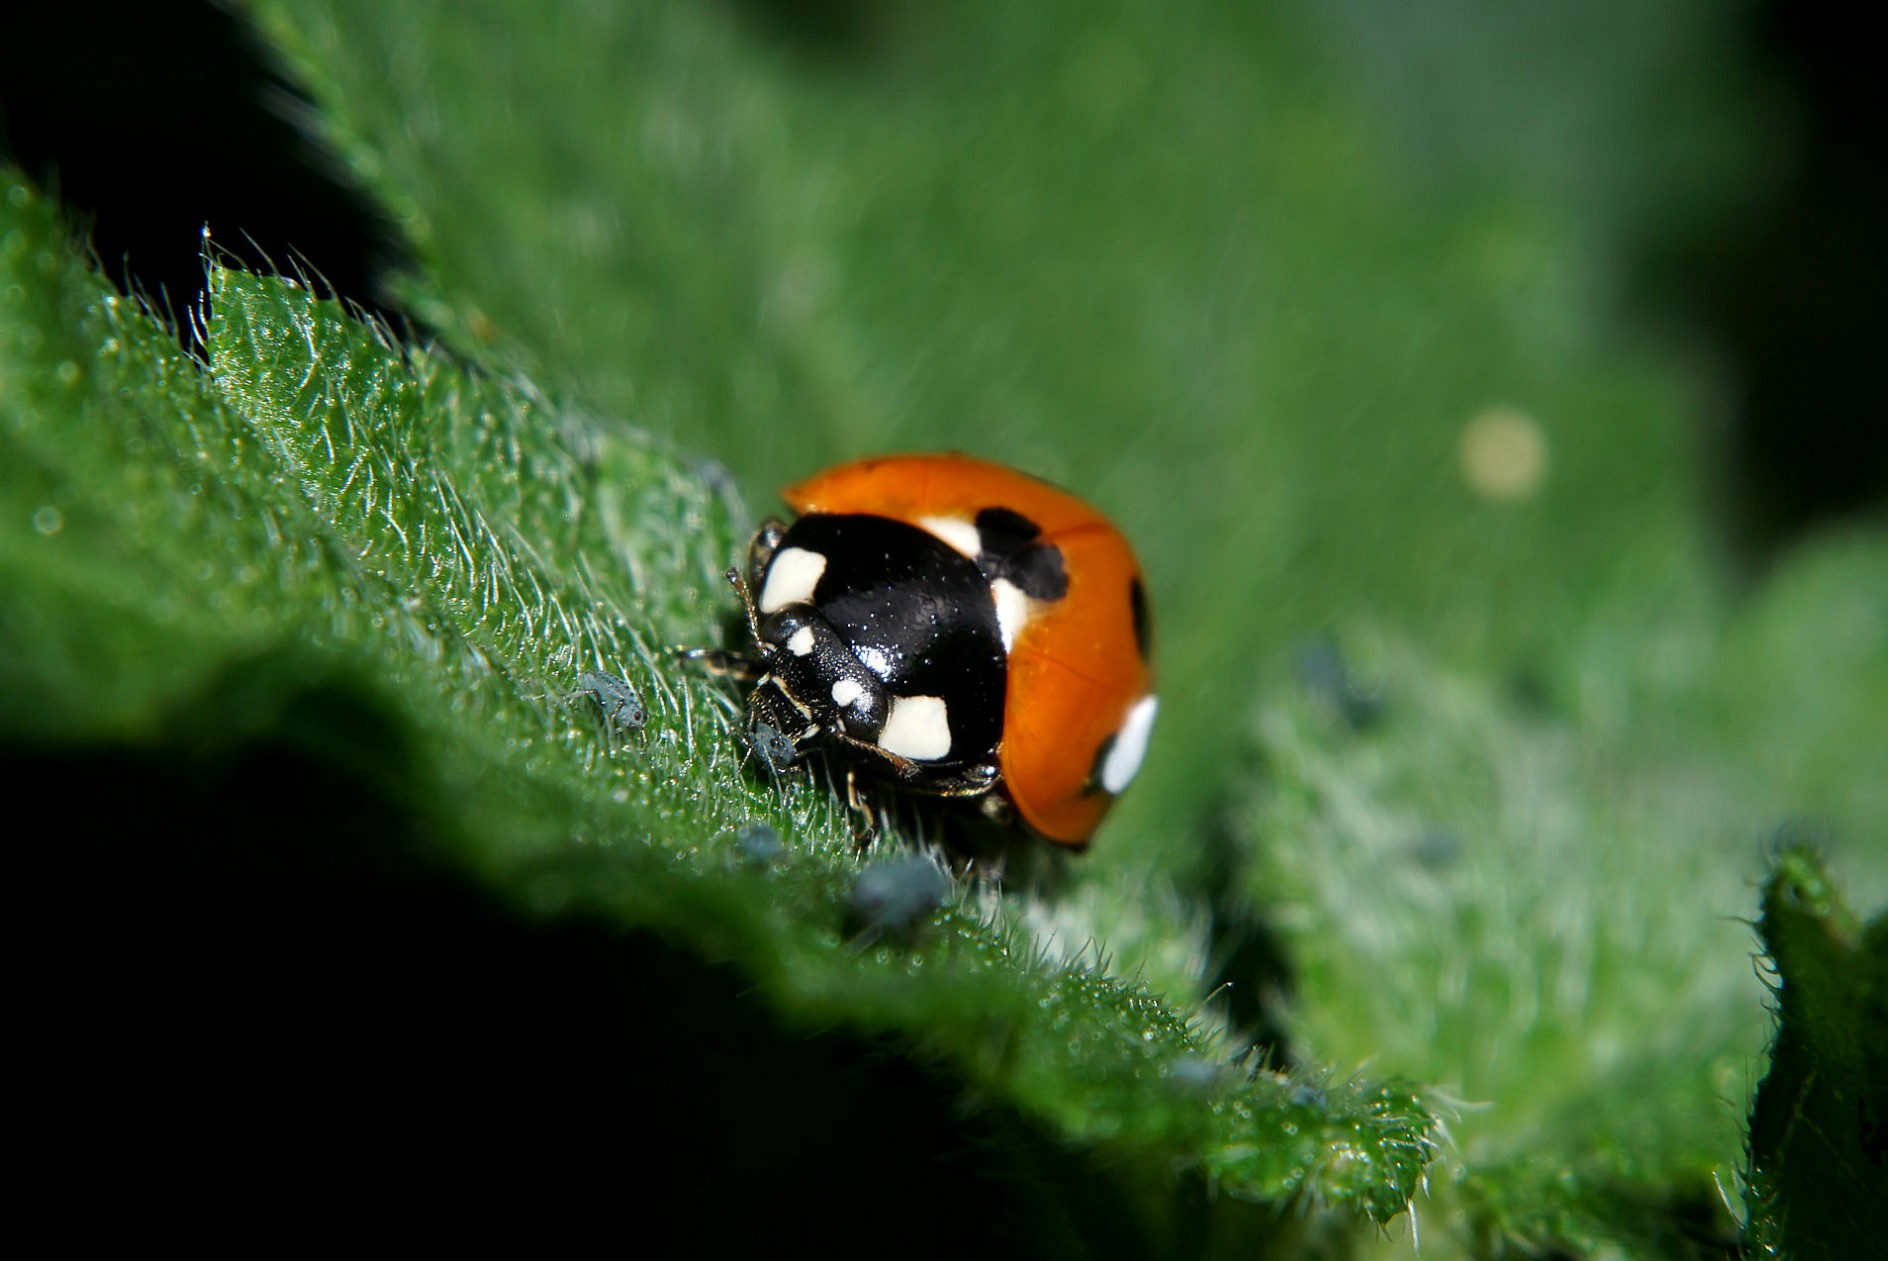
left=854, top=644, right=893, bottom=679
left=917, top=514, right=982, bottom=558
left=786, top=625, right=816, bottom=657
left=758, top=547, right=827, bottom=614
left=878, top=694, right=952, bottom=761
left=990, top=577, right=1029, bottom=652
left=1099, top=695, right=1158, bottom=794
left=831, top=677, right=864, bottom=708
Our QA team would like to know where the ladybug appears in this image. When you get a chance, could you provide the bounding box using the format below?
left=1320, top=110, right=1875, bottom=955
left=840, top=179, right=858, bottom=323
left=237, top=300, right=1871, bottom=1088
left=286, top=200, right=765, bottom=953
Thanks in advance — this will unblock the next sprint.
left=715, top=453, right=1156, bottom=847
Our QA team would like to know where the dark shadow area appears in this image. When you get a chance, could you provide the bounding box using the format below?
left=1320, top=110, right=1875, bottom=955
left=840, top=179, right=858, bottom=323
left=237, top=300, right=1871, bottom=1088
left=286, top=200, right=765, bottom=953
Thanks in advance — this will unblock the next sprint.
left=1189, top=636, right=1393, bottom=1067
left=1647, top=2, right=1888, bottom=568
left=6, top=657, right=1158, bottom=1255
left=0, top=1, right=406, bottom=347
left=1194, top=804, right=1300, bottom=1067
left=722, top=0, right=913, bottom=64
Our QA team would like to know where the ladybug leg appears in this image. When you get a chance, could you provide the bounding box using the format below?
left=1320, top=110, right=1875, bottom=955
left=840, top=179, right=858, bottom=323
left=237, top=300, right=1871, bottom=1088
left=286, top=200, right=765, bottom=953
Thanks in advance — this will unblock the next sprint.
left=824, top=732, right=1001, bottom=798
left=932, top=761, right=1001, bottom=801
left=844, top=766, right=883, bottom=848
left=674, top=645, right=763, bottom=683
left=674, top=560, right=770, bottom=680
left=826, top=726, right=923, bottom=781
left=673, top=552, right=775, bottom=680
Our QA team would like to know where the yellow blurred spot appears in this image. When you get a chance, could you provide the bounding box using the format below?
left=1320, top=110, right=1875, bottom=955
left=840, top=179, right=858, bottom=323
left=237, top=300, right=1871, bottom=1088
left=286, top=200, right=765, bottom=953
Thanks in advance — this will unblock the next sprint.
left=1459, top=407, right=1547, bottom=502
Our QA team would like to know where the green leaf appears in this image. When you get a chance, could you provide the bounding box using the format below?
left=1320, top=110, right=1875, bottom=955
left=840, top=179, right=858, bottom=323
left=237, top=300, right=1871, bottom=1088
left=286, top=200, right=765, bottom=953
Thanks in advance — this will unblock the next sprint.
left=2, top=169, right=1436, bottom=1232
left=15, top=0, right=1888, bottom=1250
left=1745, top=844, right=1888, bottom=1258
left=1233, top=634, right=1769, bottom=1255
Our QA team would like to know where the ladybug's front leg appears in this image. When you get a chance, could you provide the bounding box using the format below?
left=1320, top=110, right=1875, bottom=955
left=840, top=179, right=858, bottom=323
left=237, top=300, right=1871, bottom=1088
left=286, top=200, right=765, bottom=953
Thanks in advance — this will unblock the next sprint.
left=675, top=642, right=764, bottom=683
left=674, top=537, right=779, bottom=681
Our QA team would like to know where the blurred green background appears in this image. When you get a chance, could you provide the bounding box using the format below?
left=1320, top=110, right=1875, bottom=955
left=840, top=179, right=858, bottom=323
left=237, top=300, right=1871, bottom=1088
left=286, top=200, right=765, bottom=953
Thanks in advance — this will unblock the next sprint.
left=4, top=1, right=1883, bottom=1255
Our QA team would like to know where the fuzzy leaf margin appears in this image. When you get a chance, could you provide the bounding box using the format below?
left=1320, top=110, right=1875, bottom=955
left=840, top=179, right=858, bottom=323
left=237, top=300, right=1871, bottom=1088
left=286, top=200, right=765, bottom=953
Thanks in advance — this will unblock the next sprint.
left=1744, top=843, right=1888, bottom=1257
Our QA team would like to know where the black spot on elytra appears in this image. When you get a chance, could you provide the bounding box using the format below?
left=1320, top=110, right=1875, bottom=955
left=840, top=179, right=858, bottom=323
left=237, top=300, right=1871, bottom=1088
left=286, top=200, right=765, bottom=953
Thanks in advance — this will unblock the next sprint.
left=1129, top=577, right=1152, bottom=663
left=974, top=507, right=1067, bottom=601
left=975, top=506, right=1044, bottom=552
left=1084, top=733, right=1116, bottom=797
